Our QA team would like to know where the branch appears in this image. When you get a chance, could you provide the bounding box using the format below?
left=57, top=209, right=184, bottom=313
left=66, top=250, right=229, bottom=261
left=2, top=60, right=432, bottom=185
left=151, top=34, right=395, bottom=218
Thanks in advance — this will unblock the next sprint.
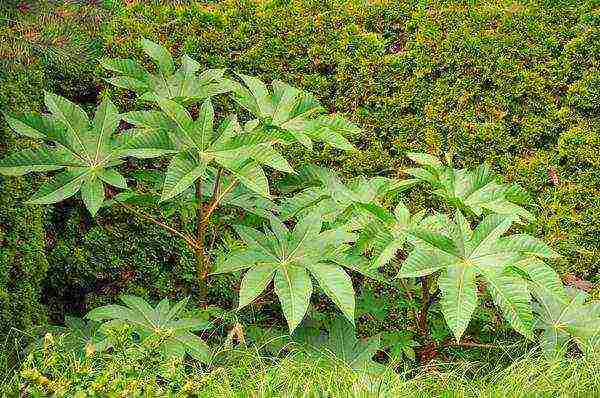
left=424, top=288, right=440, bottom=316
left=201, top=180, right=238, bottom=224
left=417, top=276, right=430, bottom=338
left=440, top=340, right=522, bottom=350
left=117, top=201, right=200, bottom=251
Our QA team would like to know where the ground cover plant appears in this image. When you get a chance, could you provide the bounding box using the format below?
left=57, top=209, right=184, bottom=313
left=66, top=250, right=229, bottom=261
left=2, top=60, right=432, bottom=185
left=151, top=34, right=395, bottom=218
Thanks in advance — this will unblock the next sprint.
left=1, top=0, right=600, bottom=396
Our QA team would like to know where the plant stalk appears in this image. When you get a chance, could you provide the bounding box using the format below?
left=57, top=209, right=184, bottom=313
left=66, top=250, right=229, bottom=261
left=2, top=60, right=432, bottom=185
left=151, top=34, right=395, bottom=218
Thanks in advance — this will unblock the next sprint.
left=417, top=275, right=430, bottom=338
left=117, top=202, right=200, bottom=251
left=196, top=179, right=208, bottom=302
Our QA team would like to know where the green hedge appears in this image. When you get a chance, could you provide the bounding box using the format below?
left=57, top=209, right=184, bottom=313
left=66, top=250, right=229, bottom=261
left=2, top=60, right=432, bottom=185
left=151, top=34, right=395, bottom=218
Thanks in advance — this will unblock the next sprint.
left=101, top=0, right=600, bottom=279
left=0, top=0, right=599, bottom=331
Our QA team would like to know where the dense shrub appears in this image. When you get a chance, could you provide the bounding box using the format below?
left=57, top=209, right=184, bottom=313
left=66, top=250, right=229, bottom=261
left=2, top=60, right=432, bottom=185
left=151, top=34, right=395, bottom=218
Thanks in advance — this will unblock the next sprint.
left=100, top=0, right=600, bottom=286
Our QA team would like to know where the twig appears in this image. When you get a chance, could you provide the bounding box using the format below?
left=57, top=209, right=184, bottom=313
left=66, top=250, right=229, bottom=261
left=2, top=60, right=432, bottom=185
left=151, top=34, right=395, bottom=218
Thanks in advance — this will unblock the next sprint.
left=440, top=340, right=522, bottom=350
left=201, top=180, right=238, bottom=223
left=117, top=201, right=200, bottom=251
left=418, top=276, right=430, bottom=337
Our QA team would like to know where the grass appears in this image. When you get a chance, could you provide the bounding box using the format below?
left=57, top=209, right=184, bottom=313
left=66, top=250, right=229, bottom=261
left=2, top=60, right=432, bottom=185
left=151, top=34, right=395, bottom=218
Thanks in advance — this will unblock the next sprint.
left=2, top=328, right=600, bottom=397
left=197, top=349, right=600, bottom=398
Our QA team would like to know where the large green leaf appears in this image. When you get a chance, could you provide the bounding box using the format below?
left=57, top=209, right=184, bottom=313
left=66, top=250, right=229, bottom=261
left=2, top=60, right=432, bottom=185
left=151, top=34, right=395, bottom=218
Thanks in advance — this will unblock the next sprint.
left=1, top=93, right=131, bottom=214
left=0, top=147, right=78, bottom=176
left=400, top=213, right=561, bottom=341
left=438, top=266, right=478, bottom=341
left=216, top=212, right=361, bottom=332
left=27, top=169, right=89, bottom=204
left=102, top=40, right=228, bottom=105
left=193, top=99, right=214, bottom=150
left=274, top=264, right=313, bottom=332
left=140, top=38, right=175, bottom=75
left=486, top=273, right=533, bottom=339
left=81, top=177, right=105, bottom=216
left=406, top=153, right=534, bottom=222
left=120, top=129, right=177, bottom=159
left=534, top=287, right=600, bottom=358
left=161, top=151, right=207, bottom=201
left=230, top=75, right=356, bottom=151
left=91, top=98, right=120, bottom=162
left=238, top=263, right=277, bottom=309
left=3, top=112, right=65, bottom=140
left=44, top=92, right=90, bottom=160
left=224, top=160, right=270, bottom=198
left=86, top=295, right=210, bottom=363
left=156, top=97, right=197, bottom=148
left=306, top=262, right=355, bottom=324
left=211, top=250, right=272, bottom=274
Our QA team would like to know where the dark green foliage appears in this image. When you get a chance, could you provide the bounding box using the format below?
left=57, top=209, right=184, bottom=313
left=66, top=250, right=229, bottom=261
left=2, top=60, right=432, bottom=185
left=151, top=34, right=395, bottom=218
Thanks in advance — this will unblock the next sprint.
left=100, top=0, right=600, bottom=281
left=0, top=71, right=49, bottom=337
left=0, top=0, right=110, bottom=338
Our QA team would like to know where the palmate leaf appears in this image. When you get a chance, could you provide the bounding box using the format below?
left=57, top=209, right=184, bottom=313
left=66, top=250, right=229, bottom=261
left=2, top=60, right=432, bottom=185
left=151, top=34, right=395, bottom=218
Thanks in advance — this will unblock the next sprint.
left=161, top=151, right=207, bottom=202
left=355, top=201, right=425, bottom=269
left=102, top=39, right=229, bottom=106
left=1, top=94, right=129, bottom=215
left=3, top=111, right=66, bottom=140
left=278, top=164, right=407, bottom=227
left=296, top=317, right=384, bottom=373
left=405, top=152, right=534, bottom=222
left=212, top=212, right=359, bottom=333
left=228, top=75, right=358, bottom=151
left=122, top=97, right=285, bottom=200
left=534, top=287, right=600, bottom=358
left=400, top=212, right=561, bottom=341
left=86, top=295, right=210, bottom=363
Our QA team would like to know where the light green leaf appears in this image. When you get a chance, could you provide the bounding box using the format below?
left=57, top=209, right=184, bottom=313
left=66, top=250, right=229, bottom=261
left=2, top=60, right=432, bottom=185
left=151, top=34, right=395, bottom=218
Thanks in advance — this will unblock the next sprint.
left=226, top=161, right=270, bottom=198
left=120, top=129, right=177, bottom=159
left=498, top=234, right=560, bottom=259
left=155, top=97, right=197, bottom=148
left=307, top=262, right=355, bottom=325
left=44, top=92, right=90, bottom=159
left=105, top=76, right=149, bottom=92
left=97, top=168, right=127, bottom=189
left=515, top=258, right=566, bottom=301
left=100, top=58, right=149, bottom=81
left=0, top=148, right=76, bottom=176
left=274, top=265, right=313, bottom=333
left=212, top=250, right=274, bottom=275
left=27, top=169, right=89, bottom=204
left=174, top=332, right=210, bottom=362
left=439, top=266, right=478, bottom=342
left=140, top=38, right=175, bottom=75
left=81, top=177, right=105, bottom=216
left=469, top=215, right=514, bottom=257
left=245, top=144, right=293, bottom=173
left=91, top=99, right=120, bottom=162
left=238, top=263, right=277, bottom=309
left=482, top=269, right=533, bottom=339
left=161, top=151, right=206, bottom=201
left=238, top=73, right=273, bottom=117
left=193, top=99, right=213, bottom=150
left=398, top=249, right=446, bottom=277
left=3, top=112, right=64, bottom=140
left=272, top=80, right=300, bottom=125
left=122, top=110, right=173, bottom=130
left=289, top=211, right=322, bottom=255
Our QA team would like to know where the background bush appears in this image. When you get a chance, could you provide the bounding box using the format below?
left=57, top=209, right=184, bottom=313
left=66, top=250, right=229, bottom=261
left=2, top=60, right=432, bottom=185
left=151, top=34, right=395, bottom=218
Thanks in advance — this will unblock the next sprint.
left=1, top=0, right=599, bottom=336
